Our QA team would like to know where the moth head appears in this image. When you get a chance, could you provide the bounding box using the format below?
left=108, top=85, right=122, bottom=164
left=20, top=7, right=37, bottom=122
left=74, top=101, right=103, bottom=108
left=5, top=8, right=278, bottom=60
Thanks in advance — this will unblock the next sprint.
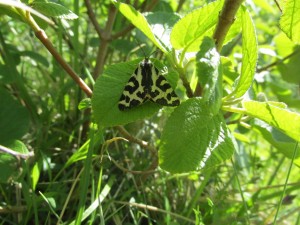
left=140, top=58, right=153, bottom=68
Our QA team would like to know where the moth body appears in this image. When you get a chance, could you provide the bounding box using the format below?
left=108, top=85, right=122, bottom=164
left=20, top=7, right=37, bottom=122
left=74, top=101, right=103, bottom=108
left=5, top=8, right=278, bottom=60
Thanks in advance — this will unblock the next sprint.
left=118, top=58, right=180, bottom=111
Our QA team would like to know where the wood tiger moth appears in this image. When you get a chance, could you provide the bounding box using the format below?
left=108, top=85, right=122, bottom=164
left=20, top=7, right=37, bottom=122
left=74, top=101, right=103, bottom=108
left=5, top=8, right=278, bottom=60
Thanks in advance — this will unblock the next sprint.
left=118, top=58, right=180, bottom=111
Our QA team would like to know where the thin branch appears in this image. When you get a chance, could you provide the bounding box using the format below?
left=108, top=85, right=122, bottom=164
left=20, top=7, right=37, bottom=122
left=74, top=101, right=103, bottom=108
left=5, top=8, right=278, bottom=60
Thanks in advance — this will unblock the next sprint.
left=144, top=0, right=159, bottom=11
left=179, top=71, right=194, bottom=98
left=176, top=0, right=186, bottom=12
left=115, top=125, right=159, bottom=177
left=110, top=25, right=134, bottom=40
left=274, top=0, right=282, bottom=12
left=0, top=206, right=27, bottom=213
left=213, top=0, right=245, bottom=52
left=35, top=30, right=93, bottom=97
left=0, top=145, right=34, bottom=160
left=256, top=49, right=300, bottom=73
left=193, top=83, right=202, bottom=97
left=93, top=4, right=117, bottom=78
left=110, top=157, right=156, bottom=175
left=116, top=125, right=157, bottom=154
left=114, top=201, right=195, bottom=224
left=84, top=0, right=104, bottom=38
left=19, top=11, right=91, bottom=96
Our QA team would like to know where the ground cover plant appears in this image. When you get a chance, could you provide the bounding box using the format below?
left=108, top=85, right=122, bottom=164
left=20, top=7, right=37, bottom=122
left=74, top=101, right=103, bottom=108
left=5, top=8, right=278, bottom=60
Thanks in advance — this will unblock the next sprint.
left=0, top=0, right=300, bottom=224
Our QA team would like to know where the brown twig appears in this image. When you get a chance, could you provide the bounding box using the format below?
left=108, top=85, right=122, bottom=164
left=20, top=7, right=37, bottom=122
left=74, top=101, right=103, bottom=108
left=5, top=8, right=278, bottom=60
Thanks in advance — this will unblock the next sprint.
left=116, top=125, right=159, bottom=178
left=0, top=145, right=34, bottom=160
left=144, top=0, right=159, bottom=11
left=274, top=0, right=282, bottom=12
left=84, top=0, right=103, bottom=38
left=93, top=4, right=117, bottom=78
left=19, top=11, right=93, bottom=97
left=256, top=49, right=300, bottom=73
left=213, top=0, right=245, bottom=52
left=110, top=157, right=156, bottom=175
left=116, top=125, right=157, bottom=154
left=176, top=0, right=186, bottom=12
left=179, top=70, right=194, bottom=98
left=110, top=25, right=134, bottom=40
left=193, top=83, right=202, bottom=97
left=113, top=201, right=195, bottom=223
left=35, top=30, right=93, bottom=97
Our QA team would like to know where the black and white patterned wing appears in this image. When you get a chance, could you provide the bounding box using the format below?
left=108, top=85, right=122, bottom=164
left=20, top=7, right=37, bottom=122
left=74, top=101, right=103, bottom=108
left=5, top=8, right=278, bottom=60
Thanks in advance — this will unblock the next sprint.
left=149, top=66, right=180, bottom=106
left=118, top=67, right=147, bottom=111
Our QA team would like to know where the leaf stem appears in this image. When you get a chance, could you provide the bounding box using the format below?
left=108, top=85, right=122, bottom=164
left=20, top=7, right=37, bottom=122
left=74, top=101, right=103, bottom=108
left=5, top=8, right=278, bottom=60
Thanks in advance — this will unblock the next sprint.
left=222, top=105, right=246, bottom=114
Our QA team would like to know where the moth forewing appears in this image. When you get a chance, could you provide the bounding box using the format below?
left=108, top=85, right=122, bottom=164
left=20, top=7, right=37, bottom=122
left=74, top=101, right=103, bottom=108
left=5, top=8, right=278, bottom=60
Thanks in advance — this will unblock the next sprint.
left=118, top=58, right=180, bottom=111
left=118, top=67, right=146, bottom=111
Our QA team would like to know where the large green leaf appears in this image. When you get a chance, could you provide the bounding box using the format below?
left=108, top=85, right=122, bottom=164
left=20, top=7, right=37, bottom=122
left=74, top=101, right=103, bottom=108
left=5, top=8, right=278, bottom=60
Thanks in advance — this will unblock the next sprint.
left=113, top=2, right=165, bottom=52
left=253, top=120, right=300, bottom=166
left=196, top=37, right=222, bottom=115
left=224, top=6, right=257, bottom=101
left=92, top=59, right=163, bottom=127
left=0, top=88, right=30, bottom=144
left=31, top=1, right=78, bottom=19
left=170, top=0, right=224, bottom=52
left=242, top=100, right=300, bottom=142
left=159, top=98, right=234, bottom=173
left=280, top=0, right=300, bottom=44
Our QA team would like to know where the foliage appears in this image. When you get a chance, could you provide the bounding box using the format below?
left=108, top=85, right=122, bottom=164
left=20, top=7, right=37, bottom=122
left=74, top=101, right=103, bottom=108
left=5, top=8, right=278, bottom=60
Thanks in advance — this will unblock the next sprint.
left=0, top=0, right=300, bottom=224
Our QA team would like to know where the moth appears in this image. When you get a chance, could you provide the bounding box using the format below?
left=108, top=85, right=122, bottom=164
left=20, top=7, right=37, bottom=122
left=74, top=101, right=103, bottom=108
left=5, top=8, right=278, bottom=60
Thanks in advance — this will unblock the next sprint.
left=118, top=58, right=180, bottom=111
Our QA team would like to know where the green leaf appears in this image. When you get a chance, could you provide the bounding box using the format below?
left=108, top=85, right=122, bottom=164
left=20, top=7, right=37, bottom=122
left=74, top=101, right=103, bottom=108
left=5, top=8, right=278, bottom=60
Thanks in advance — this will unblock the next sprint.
left=0, top=88, right=30, bottom=144
left=196, top=37, right=222, bottom=114
left=253, top=120, right=300, bottom=166
left=170, top=0, right=224, bottom=52
left=113, top=2, right=164, bottom=52
left=242, top=100, right=300, bottom=142
left=221, top=57, right=239, bottom=85
left=78, top=98, right=91, bottom=111
left=31, top=1, right=78, bottom=19
left=0, top=140, right=28, bottom=183
left=224, top=6, right=258, bottom=101
left=280, top=0, right=300, bottom=44
left=159, top=98, right=234, bottom=173
left=0, top=5, right=23, bottom=22
left=92, top=59, right=160, bottom=127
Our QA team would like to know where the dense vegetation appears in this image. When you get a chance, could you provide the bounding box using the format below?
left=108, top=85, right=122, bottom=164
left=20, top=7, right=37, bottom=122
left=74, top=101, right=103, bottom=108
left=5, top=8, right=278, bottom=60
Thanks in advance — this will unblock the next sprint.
left=0, top=0, right=300, bottom=224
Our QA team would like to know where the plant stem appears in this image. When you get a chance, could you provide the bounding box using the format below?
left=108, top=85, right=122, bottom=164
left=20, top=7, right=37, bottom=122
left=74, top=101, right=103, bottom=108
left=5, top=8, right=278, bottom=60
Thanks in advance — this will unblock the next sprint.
left=213, top=0, right=244, bottom=52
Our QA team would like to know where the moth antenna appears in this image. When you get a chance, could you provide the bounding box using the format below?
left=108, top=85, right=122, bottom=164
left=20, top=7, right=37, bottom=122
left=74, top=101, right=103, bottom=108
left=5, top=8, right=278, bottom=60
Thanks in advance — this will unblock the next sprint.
left=149, top=49, right=160, bottom=58
left=134, top=38, right=148, bottom=57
